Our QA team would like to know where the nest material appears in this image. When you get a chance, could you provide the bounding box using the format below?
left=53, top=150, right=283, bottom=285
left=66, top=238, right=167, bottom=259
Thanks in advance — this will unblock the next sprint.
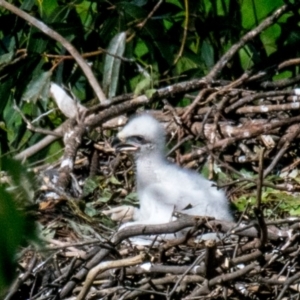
left=9, top=80, right=300, bottom=299
left=8, top=44, right=300, bottom=300
left=9, top=213, right=300, bottom=300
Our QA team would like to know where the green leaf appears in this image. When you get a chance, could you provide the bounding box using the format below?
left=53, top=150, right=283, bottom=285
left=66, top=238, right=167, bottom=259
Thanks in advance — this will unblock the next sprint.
left=0, top=186, right=24, bottom=289
left=134, top=38, right=149, bottom=58
left=145, top=88, right=157, bottom=98
left=84, top=203, right=98, bottom=217
left=176, top=56, right=199, bottom=75
left=103, top=32, right=126, bottom=98
left=0, top=158, right=37, bottom=289
left=134, top=76, right=152, bottom=96
left=0, top=52, right=14, bottom=68
left=142, top=21, right=173, bottom=65
left=116, top=2, right=146, bottom=20
left=38, top=0, right=59, bottom=19
left=76, top=1, right=97, bottom=28
left=290, top=207, right=300, bottom=216
left=241, top=0, right=283, bottom=29
left=109, top=176, right=122, bottom=186
left=166, top=0, right=183, bottom=9
left=124, top=192, right=139, bottom=205
left=0, top=77, right=13, bottom=115
left=201, top=40, right=215, bottom=69
left=22, top=71, right=52, bottom=103
left=82, top=177, right=99, bottom=197
left=27, top=28, right=49, bottom=54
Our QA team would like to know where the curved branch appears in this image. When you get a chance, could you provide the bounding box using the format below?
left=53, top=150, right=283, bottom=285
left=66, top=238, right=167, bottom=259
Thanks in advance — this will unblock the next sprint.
left=0, top=0, right=107, bottom=103
left=206, top=4, right=289, bottom=80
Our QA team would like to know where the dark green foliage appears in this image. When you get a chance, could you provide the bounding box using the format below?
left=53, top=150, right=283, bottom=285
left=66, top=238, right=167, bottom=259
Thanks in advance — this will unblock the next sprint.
left=0, top=0, right=298, bottom=157
left=0, top=158, right=37, bottom=292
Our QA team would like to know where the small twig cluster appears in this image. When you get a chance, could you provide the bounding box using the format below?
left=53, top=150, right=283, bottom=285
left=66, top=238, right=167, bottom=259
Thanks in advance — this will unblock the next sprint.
left=6, top=216, right=300, bottom=299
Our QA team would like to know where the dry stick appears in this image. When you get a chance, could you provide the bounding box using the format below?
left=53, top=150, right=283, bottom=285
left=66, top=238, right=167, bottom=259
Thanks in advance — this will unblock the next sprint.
left=45, top=49, right=104, bottom=59
left=76, top=253, right=147, bottom=300
left=236, top=101, right=300, bottom=114
left=124, top=275, right=204, bottom=299
left=166, top=255, right=205, bottom=300
left=45, top=47, right=134, bottom=63
left=279, top=58, right=300, bottom=70
left=204, top=240, right=217, bottom=279
left=226, top=90, right=296, bottom=113
left=253, top=148, right=268, bottom=248
left=167, top=135, right=193, bottom=156
left=137, top=0, right=163, bottom=30
left=65, top=218, right=244, bottom=298
left=59, top=217, right=204, bottom=298
left=13, top=102, right=62, bottom=138
left=264, top=125, right=300, bottom=178
left=254, top=207, right=268, bottom=249
left=276, top=272, right=300, bottom=300
left=97, top=264, right=204, bottom=280
left=206, top=4, right=289, bottom=80
left=14, top=120, right=70, bottom=161
left=96, top=248, right=265, bottom=281
left=199, top=106, right=215, bottom=139
left=181, top=114, right=300, bottom=163
left=60, top=215, right=292, bottom=298
left=56, top=95, right=150, bottom=190
left=0, top=0, right=106, bottom=103
left=181, top=88, right=215, bottom=121
left=127, top=0, right=163, bottom=42
left=14, top=94, right=133, bottom=161
left=5, top=255, right=37, bottom=300
left=172, top=0, right=188, bottom=66
left=206, top=72, right=251, bottom=106
left=189, top=262, right=260, bottom=297
left=256, top=148, right=265, bottom=210
left=17, top=79, right=208, bottom=161
left=282, top=158, right=300, bottom=173
left=259, top=275, right=300, bottom=293
left=84, top=93, right=134, bottom=116
left=85, top=95, right=150, bottom=128
left=210, top=94, right=231, bottom=141
left=199, top=73, right=251, bottom=145
left=58, top=124, right=86, bottom=189
left=263, top=232, right=300, bottom=278
left=261, top=73, right=300, bottom=89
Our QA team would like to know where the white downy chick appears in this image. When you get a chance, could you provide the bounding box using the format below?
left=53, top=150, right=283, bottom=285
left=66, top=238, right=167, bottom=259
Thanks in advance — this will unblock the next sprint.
left=112, top=114, right=233, bottom=231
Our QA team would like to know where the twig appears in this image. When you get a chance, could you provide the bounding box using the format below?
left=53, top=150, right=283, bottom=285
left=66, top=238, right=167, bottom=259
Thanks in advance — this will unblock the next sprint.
left=189, top=262, right=260, bottom=297
left=13, top=102, right=62, bottom=137
left=278, top=58, right=300, bottom=70
left=172, top=0, right=189, bottom=66
left=76, top=253, right=147, bottom=300
left=13, top=121, right=71, bottom=161
left=0, top=0, right=106, bottom=103
left=181, top=114, right=300, bottom=163
left=256, top=147, right=265, bottom=210
left=206, top=4, right=289, bottom=80
left=264, top=124, right=300, bottom=177
left=5, top=255, right=37, bottom=300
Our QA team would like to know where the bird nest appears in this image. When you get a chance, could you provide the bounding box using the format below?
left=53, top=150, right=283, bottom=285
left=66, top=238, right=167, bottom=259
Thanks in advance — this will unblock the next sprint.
left=9, top=210, right=300, bottom=300
left=6, top=79, right=300, bottom=299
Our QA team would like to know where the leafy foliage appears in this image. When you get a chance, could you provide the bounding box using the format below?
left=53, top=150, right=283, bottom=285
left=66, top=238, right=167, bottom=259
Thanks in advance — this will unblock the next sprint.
left=1, top=0, right=299, bottom=159
left=0, top=158, right=37, bottom=292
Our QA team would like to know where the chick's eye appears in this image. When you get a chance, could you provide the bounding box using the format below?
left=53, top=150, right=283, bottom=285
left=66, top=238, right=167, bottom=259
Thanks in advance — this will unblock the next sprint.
left=129, top=135, right=147, bottom=144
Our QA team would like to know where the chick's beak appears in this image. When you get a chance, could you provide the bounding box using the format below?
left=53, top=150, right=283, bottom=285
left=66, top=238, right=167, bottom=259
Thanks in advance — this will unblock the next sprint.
left=112, top=135, right=139, bottom=153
